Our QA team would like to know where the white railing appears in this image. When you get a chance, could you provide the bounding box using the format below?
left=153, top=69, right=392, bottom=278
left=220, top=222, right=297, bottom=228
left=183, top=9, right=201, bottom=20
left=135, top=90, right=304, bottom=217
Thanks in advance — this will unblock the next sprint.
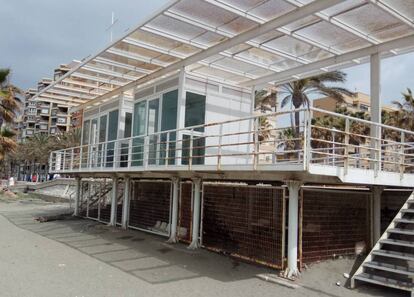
left=49, top=108, right=414, bottom=177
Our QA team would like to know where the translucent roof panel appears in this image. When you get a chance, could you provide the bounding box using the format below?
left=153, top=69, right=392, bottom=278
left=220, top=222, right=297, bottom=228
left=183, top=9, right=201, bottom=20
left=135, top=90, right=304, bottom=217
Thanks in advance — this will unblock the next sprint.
left=31, top=0, right=414, bottom=107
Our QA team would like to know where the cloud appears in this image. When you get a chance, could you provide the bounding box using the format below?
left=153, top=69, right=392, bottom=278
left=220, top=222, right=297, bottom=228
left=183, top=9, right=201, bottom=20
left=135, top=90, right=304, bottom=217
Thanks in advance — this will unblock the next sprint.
left=0, top=0, right=168, bottom=89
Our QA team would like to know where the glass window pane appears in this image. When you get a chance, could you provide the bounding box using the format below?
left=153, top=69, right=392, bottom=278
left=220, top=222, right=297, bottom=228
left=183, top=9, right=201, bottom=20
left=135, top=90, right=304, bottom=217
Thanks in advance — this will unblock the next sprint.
left=148, top=99, right=159, bottom=134
left=160, top=90, right=178, bottom=166
left=91, top=118, right=98, bottom=144
left=82, top=120, right=90, bottom=145
left=124, top=112, right=132, bottom=138
left=161, top=90, right=178, bottom=131
left=99, top=115, right=107, bottom=143
left=185, top=92, right=205, bottom=132
left=108, top=110, right=119, bottom=141
left=106, top=110, right=119, bottom=167
left=133, top=101, right=147, bottom=136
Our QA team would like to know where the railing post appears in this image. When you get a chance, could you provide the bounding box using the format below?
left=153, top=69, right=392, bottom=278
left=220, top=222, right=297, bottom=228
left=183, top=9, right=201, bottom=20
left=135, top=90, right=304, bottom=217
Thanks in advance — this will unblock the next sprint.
left=217, top=124, right=223, bottom=170
left=165, top=132, right=170, bottom=168
left=128, top=138, right=132, bottom=169
left=144, top=136, right=149, bottom=169
left=79, top=146, right=83, bottom=170
left=344, top=118, right=350, bottom=175
left=304, top=109, right=312, bottom=170
left=400, top=131, right=405, bottom=179
left=189, top=130, right=194, bottom=171
left=62, top=150, right=66, bottom=172
left=253, top=117, right=259, bottom=170
left=70, top=148, right=74, bottom=171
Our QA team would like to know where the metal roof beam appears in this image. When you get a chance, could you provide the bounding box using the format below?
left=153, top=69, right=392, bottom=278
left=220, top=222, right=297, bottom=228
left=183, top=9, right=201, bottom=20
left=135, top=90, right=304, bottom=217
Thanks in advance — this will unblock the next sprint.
left=81, top=64, right=138, bottom=81
left=70, top=72, right=126, bottom=87
left=34, top=97, right=79, bottom=107
left=163, top=10, right=310, bottom=64
left=45, top=88, right=95, bottom=100
left=284, top=0, right=381, bottom=45
left=79, top=0, right=342, bottom=109
left=203, top=0, right=342, bottom=55
left=370, top=0, right=414, bottom=29
left=93, top=57, right=152, bottom=75
left=53, top=84, right=105, bottom=96
left=241, top=34, right=414, bottom=87
left=61, top=78, right=113, bottom=92
left=41, top=92, right=86, bottom=104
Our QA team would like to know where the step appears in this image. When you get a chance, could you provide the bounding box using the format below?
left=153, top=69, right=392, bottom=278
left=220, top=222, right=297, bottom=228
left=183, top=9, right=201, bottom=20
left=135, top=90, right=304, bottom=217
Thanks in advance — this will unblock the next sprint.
left=380, top=238, right=414, bottom=248
left=353, top=273, right=413, bottom=292
left=401, top=209, right=414, bottom=214
left=372, top=250, right=414, bottom=261
left=363, top=261, right=414, bottom=276
left=395, top=218, right=414, bottom=224
left=388, top=228, right=414, bottom=236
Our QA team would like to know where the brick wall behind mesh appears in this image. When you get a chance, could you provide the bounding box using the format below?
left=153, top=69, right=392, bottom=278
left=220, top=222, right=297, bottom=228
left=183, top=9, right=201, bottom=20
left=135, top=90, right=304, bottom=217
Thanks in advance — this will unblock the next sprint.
left=202, top=184, right=285, bottom=268
left=129, top=181, right=171, bottom=230
left=301, top=189, right=370, bottom=263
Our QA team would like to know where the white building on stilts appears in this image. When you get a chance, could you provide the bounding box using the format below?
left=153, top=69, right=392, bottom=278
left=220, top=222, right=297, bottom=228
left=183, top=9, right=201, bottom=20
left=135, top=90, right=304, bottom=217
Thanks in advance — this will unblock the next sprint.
left=32, top=1, right=414, bottom=295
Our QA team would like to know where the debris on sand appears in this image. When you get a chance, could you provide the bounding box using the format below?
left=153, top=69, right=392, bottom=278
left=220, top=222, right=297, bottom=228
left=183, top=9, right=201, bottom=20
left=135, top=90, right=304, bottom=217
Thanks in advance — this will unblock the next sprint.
left=34, top=213, right=73, bottom=223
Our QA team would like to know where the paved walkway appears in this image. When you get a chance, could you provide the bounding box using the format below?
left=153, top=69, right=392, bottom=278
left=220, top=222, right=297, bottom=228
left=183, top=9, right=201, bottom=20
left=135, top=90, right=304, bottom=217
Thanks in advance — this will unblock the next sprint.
left=0, top=199, right=405, bottom=297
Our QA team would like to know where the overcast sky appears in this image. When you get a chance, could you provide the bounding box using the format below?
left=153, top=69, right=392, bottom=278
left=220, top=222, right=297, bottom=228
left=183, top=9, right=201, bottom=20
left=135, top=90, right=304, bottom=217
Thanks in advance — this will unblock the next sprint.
left=1, top=0, right=413, bottom=106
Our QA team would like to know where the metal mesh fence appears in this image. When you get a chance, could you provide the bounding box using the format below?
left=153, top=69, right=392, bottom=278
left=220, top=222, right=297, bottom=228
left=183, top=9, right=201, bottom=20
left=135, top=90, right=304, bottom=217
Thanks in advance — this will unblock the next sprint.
left=301, top=188, right=370, bottom=263
left=129, top=180, right=171, bottom=235
left=179, top=182, right=193, bottom=243
left=202, top=184, right=285, bottom=268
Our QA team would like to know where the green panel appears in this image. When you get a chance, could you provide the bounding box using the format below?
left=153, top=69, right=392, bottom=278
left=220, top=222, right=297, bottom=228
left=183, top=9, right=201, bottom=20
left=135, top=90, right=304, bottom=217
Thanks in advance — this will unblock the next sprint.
left=160, top=90, right=178, bottom=165
left=99, top=115, right=107, bottom=143
left=185, top=92, right=205, bottom=132
left=82, top=120, right=90, bottom=145
left=181, top=135, right=205, bottom=165
left=124, top=112, right=132, bottom=138
left=133, top=101, right=146, bottom=137
left=161, top=90, right=178, bottom=131
left=107, top=110, right=119, bottom=141
left=106, top=110, right=119, bottom=167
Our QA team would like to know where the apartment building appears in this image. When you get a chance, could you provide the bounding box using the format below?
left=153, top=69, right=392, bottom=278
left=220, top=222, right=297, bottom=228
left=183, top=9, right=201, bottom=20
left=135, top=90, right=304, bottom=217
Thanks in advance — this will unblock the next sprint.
left=20, top=65, right=72, bottom=141
left=313, top=92, right=398, bottom=117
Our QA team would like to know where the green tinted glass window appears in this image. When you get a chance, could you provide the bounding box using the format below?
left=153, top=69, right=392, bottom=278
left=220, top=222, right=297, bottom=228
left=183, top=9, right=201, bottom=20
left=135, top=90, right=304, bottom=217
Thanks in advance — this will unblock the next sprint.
left=185, top=92, right=205, bottom=132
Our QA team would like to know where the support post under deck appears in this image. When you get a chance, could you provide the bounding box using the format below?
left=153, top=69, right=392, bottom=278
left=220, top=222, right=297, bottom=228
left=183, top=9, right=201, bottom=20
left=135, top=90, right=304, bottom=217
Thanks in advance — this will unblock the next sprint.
left=74, top=176, right=81, bottom=216
left=286, top=180, right=302, bottom=278
left=372, top=186, right=383, bottom=245
left=188, top=178, right=202, bottom=249
left=110, top=176, right=118, bottom=227
left=168, top=177, right=180, bottom=243
left=121, top=177, right=131, bottom=229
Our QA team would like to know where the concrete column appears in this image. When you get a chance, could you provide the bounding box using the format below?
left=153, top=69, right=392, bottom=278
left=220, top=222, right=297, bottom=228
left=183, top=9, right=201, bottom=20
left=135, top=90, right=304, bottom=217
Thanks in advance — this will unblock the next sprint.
left=168, top=177, right=180, bottom=243
left=110, top=177, right=118, bottom=227
left=121, top=177, right=131, bottom=229
left=74, top=176, right=81, bottom=216
left=286, top=180, right=302, bottom=278
left=188, top=178, right=202, bottom=249
left=370, top=53, right=381, bottom=169
left=372, top=186, right=383, bottom=245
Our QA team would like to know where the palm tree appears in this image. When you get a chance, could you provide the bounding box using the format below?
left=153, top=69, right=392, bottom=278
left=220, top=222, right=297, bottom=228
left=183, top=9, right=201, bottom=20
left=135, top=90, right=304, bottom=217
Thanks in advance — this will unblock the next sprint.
left=278, top=71, right=355, bottom=138
left=392, top=88, right=414, bottom=131
left=0, top=127, right=17, bottom=161
left=0, top=68, right=22, bottom=126
left=50, top=128, right=81, bottom=150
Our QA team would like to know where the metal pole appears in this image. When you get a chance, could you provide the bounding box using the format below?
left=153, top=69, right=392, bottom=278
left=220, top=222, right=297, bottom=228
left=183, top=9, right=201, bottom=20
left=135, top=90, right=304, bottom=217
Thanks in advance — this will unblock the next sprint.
left=110, top=176, right=118, bottom=226
left=188, top=178, right=201, bottom=249
left=121, top=177, right=131, bottom=229
left=168, top=177, right=180, bottom=243
left=285, top=180, right=302, bottom=278
left=74, top=176, right=81, bottom=216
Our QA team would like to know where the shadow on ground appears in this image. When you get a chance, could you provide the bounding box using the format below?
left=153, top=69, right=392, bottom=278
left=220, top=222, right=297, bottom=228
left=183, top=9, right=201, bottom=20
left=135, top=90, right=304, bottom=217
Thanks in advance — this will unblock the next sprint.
left=1, top=207, right=407, bottom=297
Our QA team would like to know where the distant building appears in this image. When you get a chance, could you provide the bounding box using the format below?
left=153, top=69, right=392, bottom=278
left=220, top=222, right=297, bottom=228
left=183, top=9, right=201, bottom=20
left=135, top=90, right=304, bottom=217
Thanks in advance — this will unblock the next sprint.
left=313, top=92, right=397, bottom=117
left=19, top=65, right=73, bottom=142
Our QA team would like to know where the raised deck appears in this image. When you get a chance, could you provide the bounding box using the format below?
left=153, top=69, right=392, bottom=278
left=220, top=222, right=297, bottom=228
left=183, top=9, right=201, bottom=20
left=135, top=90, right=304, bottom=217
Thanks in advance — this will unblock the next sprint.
left=50, top=107, right=414, bottom=187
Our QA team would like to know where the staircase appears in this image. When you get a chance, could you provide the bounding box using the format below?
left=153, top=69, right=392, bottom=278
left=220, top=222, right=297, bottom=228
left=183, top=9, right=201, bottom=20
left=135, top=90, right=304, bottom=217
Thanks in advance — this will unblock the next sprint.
left=351, top=194, right=414, bottom=296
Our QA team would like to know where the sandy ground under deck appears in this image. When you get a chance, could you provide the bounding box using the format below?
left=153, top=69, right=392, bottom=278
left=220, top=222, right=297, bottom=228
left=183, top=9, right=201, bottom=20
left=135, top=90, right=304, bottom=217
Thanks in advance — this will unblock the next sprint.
left=0, top=196, right=407, bottom=297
